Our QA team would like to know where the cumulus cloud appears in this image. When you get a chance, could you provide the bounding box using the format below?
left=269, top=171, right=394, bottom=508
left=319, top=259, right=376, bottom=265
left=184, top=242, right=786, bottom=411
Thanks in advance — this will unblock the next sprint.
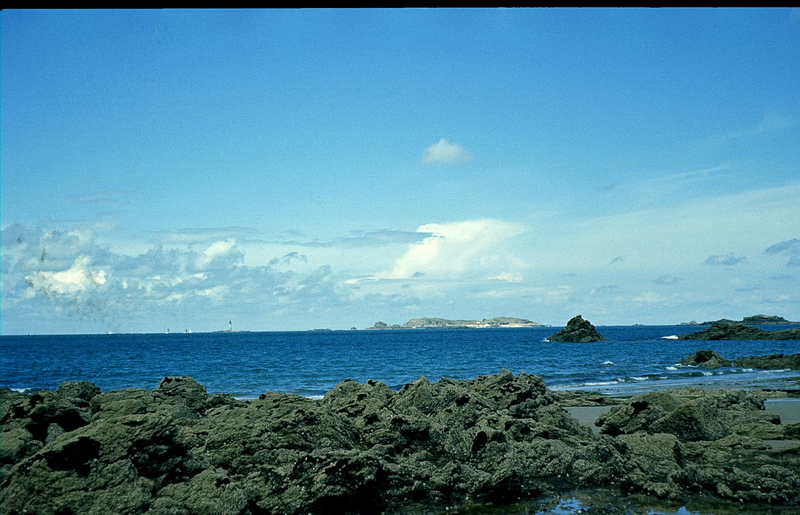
left=375, top=219, right=527, bottom=282
left=421, top=138, right=473, bottom=165
left=0, top=222, right=362, bottom=333
left=194, top=238, right=242, bottom=270
left=704, top=253, right=746, bottom=266
left=26, top=256, right=107, bottom=295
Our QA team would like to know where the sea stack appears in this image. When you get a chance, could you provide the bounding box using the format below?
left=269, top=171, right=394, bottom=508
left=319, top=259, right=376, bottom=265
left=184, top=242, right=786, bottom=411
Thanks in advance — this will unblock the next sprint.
left=548, top=315, right=607, bottom=342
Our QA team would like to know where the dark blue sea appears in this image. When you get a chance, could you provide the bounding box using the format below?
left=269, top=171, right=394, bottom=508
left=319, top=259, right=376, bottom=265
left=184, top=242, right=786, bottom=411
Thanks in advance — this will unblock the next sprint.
left=3, top=325, right=799, bottom=398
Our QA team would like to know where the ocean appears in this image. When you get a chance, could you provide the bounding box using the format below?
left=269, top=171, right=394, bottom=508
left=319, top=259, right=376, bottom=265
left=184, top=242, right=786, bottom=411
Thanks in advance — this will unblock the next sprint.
left=2, top=325, right=799, bottom=398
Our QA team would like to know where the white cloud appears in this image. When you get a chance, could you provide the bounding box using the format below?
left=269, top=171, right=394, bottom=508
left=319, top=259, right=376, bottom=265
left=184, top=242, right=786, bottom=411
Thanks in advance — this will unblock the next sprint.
left=195, top=238, right=240, bottom=270
left=488, top=272, right=524, bottom=283
left=421, top=138, right=473, bottom=164
left=3, top=180, right=799, bottom=332
left=26, top=256, right=107, bottom=295
left=1, top=223, right=367, bottom=332
left=375, top=219, right=527, bottom=281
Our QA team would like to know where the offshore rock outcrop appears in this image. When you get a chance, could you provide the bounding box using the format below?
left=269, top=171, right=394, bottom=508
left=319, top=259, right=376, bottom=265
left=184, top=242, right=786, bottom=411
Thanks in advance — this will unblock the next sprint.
left=547, top=315, right=607, bottom=342
left=680, top=350, right=800, bottom=371
left=733, top=353, right=800, bottom=370
left=2, top=373, right=799, bottom=514
left=680, top=349, right=732, bottom=369
left=679, top=321, right=800, bottom=340
left=692, top=315, right=800, bottom=326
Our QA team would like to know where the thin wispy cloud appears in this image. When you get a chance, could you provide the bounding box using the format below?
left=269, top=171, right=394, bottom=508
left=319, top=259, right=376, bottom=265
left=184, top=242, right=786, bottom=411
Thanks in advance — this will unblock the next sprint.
left=704, top=253, right=747, bottom=266
left=652, top=165, right=730, bottom=184
left=276, top=229, right=432, bottom=248
left=150, top=227, right=261, bottom=243
left=765, top=238, right=800, bottom=267
left=708, top=112, right=796, bottom=145
left=66, top=190, right=136, bottom=206
left=654, top=275, right=682, bottom=285
left=421, top=138, right=473, bottom=165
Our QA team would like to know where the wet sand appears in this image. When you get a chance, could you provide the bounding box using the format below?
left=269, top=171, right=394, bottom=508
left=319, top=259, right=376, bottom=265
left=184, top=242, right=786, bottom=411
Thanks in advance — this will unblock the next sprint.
left=765, top=398, right=800, bottom=424
left=563, top=406, right=611, bottom=434
left=565, top=397, right=800, bottom=448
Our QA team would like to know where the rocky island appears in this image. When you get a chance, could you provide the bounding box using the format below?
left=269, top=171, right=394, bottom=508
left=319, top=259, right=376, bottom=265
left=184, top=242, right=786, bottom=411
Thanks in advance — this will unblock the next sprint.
left=368, top=316, right=543, bottom=330
left=2, top=369, right=799, bottom=514
left=681, top=314, right=799, bottom=326
left=547, top=315, right=607, bottom=342
left=679, top=321, right=800, bottom=340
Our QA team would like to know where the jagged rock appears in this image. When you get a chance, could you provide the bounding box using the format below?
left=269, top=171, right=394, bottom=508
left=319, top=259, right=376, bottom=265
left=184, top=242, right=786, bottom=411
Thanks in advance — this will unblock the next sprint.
left=733, top=353, right=800, bottom=370
left=596, top=392, right=683, bottom=437
left=55, top=381, right=101, bottom=402
left=153, top=376, right=208, bottom=419
left=741, top=314, right=796, bottom=325
left=680, top=349, right=732, bottom=369
left=554, top=390, right=623, bottom=407
left=0, top=427, right=42, bottom=477
left=616, top=432, right=684, bottom=499
left=547, top=315, right=607, bottom=342
left=679, top=321, right=800, bottom=340
left=90, top=388, right=160, bottom=419
left=149, top=469, right=248, bottom=515
left=0, top=388, right=93, bottom=443
left=649, top=398, right=732, bottom=442
left=597, top=389, right=779, bottom=443
left=1, top=412, right=203, bottom=514
left=2, top=373, right=800, bottom=513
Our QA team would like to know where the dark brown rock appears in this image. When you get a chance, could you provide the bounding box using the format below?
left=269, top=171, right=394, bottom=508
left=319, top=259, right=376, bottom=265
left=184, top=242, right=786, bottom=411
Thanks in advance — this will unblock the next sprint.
left=733, top=353, right=800, bottom=370
left=547, top=315, right=607, bottom=342
left=680, top=349, right=732, bottom=369
left=679, top=321, right=800, bottom=340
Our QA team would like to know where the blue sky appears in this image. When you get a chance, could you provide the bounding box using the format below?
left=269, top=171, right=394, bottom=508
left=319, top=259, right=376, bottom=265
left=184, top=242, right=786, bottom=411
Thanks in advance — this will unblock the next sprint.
left=2, top=8, right=799, bottom=334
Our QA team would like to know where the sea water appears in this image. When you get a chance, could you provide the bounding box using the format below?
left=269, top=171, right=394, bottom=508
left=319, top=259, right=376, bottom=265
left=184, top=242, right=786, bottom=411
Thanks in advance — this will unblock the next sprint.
left=2, top=325, right=798, bottom=398
left=2, top=326, right=799, bottom=514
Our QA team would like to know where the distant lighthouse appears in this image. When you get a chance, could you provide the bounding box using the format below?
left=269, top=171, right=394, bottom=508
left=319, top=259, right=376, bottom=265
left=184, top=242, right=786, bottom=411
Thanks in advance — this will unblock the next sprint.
left=228, top=320, right=232, bottom=332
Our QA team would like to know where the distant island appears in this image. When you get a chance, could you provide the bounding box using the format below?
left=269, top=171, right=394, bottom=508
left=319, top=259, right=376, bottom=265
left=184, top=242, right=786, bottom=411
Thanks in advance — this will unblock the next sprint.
left=679, top=314, right=799, bottom=326
left=367, top=317, right=544, bottom=330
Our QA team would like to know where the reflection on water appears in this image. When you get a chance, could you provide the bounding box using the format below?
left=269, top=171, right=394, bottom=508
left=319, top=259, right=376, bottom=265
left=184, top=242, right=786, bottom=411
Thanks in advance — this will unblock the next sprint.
left=438, top=488, right=799, bottom=514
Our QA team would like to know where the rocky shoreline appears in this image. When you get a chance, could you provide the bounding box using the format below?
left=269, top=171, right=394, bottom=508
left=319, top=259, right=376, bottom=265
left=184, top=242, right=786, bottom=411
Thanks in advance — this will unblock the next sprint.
left=3, top=367, right=800, bottom=514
